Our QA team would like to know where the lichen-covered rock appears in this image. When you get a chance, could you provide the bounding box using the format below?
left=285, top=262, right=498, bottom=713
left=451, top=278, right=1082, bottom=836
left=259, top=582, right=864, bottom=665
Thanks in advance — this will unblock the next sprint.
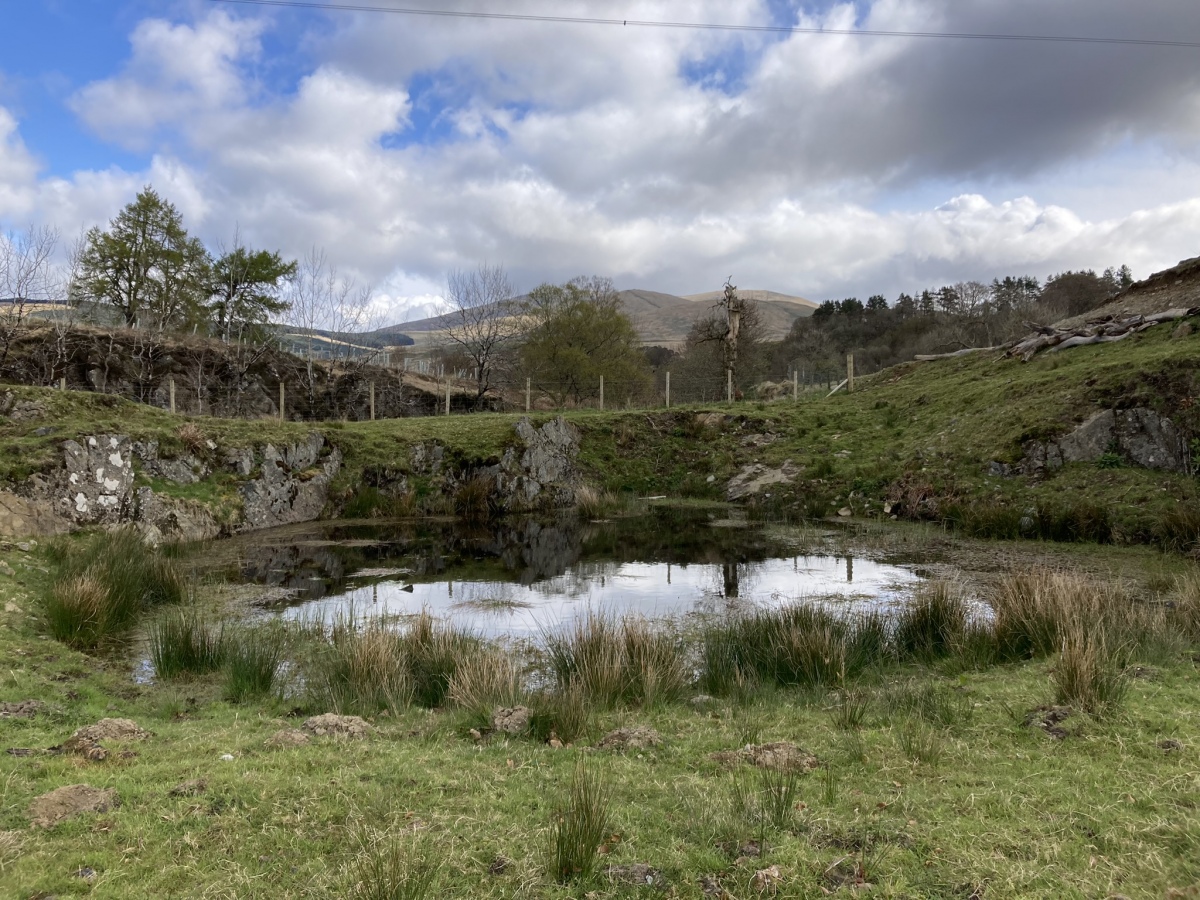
left=301, top=714, right=372, bottom=739
left=1022, top=407, right=1189, bottom=475
left=58, top=435, right=136, bottom=525
left=131, top=440, right=210, bottom=484
left=135, top=487, right=221, bottom=545
left=240, top=434, right=342, bottom=531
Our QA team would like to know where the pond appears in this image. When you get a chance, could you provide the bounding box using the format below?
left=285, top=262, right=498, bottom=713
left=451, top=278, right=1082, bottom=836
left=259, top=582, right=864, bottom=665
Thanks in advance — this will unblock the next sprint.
left=212, top=508, right=925, bottom=638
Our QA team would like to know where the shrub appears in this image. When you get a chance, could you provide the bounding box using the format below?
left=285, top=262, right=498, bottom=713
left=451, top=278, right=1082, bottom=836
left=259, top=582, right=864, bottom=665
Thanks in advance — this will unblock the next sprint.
left=150, top=608, right=225, bottom=679
left=549, top=761, right=610, bottom=883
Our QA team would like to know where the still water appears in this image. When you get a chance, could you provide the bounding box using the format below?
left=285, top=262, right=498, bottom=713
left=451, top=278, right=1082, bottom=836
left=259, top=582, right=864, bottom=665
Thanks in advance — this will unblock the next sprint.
left=217, top=509, right=923, bottom=638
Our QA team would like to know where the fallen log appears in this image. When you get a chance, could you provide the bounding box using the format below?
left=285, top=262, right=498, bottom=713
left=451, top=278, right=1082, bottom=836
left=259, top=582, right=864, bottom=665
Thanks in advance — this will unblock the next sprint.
left=912, top=346, right=1000, bottom=361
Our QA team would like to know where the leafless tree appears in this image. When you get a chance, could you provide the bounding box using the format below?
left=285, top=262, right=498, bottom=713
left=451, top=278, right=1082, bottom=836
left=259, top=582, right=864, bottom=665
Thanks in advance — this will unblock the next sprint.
left=441, top=263, right=520, bottom=401
left=0, top=225, right=61, bottom=371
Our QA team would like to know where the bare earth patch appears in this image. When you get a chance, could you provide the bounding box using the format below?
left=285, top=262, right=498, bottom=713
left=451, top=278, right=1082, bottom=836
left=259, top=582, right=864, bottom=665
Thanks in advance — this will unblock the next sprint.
left=710, top=741, right=819, bottom=773
left=28, top=784, right=119, bottom=828
left=302, top=714, right=372, bottom=739
left=0, top=700, right=43, bottom=719
left=597, top=726, right=662, bottom=751
left=606, top=863, right=669, bottom=890
left=71, top=718, right=151, bottom=743
left=267, top=728, right=312, bottom=748
left=1024, top=705, right=1074, bottom=740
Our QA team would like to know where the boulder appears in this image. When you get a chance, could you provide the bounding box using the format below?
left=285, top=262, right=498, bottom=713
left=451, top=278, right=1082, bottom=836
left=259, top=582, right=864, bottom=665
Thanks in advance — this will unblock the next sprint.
left=1023, top=407, right=1190, bottom=475
left=727, top=461, right=800, bottom=501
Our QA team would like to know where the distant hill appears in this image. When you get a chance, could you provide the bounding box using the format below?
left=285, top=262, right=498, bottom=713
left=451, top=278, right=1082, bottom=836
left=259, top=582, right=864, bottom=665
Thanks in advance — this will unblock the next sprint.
left=370, top=288, right=817, bottom=348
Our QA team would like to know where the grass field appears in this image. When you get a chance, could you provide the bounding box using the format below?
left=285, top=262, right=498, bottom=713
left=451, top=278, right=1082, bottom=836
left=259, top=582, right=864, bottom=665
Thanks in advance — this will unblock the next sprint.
left=2, top=528, right=1199, bottom=899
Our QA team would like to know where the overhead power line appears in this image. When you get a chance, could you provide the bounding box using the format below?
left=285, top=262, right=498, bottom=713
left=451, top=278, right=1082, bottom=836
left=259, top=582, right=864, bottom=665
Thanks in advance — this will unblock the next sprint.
left=208, top=0, right=1200, bottom=49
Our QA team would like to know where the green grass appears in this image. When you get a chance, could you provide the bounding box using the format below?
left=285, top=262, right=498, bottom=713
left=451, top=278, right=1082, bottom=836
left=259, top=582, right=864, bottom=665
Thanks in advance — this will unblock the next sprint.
left=3, top=322, right=1199, bottom=554
left=223, top=624, right=288, bottom=702
left=43, top=528, right=186, bottom=648
left=148, top=607, right=225, bottom=679
left=3, top=533, right=1200, bottom=898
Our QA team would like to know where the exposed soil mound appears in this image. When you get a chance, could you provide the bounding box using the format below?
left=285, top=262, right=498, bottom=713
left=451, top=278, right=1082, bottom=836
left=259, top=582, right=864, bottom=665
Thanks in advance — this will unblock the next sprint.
left=1024, top=705, right=1074, bottom=740
left=0, top=700, right=43, bottom=719
left=491, top=706, right=531, bottom=735
left=267, top=728, right=312, bottom=748
left=606, top=863, right=669, bottom=889
left=597, top=726, right=662, bottom=750
left=28, top=784, right=119, bottom=828
left=302, top=714, right=372, bottom=739
left=709, top=741, right=819, bottom=773
left=71, top=718, right=151, bottom=743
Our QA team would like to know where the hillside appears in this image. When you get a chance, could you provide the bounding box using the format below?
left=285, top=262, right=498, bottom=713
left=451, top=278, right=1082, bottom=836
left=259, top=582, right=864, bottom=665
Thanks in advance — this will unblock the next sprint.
left=372, top=287, right=817, bottom=349
left=1058, top=255, right=1200, bottom=328
left=0, top=315, right=1196, bottom=550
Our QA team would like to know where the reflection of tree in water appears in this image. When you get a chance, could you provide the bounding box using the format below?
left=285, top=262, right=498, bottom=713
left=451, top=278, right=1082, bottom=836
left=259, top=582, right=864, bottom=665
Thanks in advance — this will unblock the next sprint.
left=702, top=559, right=764, bottom=602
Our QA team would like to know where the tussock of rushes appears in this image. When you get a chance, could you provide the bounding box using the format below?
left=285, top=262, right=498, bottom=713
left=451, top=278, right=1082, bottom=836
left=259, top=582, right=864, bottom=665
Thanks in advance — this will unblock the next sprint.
left=150, top=608, right=225, bottom=679
left=307, top=616, right=412, bottom=716
left=574, top=486, right=624, bottom=519
left=1053, top=632, right=1129, bottom=716
left=549, top=762, right=610, bottom=883
left=453, top=476, right=496, bottom=523
left=545, top=613, right=685, bottom=706
left=306, top=611, right=482, bottom=715
left=350, top=830, right=442, bottom=900
left=447, top=651, right=526, bottom=723
left=893, top=580, right=969, bottom=662
left=44, top=528, right=185, bottom=648
left=224, top=625, right=288, bottom=702
left=1169, top=573, right=1200, bottom=642
left=529, top=683, right=592, bottom=744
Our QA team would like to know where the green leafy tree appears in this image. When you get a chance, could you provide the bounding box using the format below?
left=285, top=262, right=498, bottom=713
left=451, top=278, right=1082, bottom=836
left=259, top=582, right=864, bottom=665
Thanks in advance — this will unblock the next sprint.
left=72, top=187, right=209, bottom=330
left=208, top=242, right=297, bottom=341
left=518, top=276, right=651, bottom=406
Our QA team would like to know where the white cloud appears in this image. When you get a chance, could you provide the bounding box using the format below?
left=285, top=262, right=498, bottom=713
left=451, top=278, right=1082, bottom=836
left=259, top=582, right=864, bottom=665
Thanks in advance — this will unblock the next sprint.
left=3, top=2, right=1200, bottom=321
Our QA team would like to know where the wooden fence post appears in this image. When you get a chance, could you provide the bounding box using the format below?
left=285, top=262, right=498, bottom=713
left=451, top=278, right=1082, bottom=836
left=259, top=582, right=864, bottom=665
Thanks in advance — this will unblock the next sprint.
left=445, top=382, right=451, bottom=416
left=369, top=381, right=375, bottom=421
left=279, top=382, right=285, bottom=422
left=59, top=377, right=66, bottom=392
left=665, top=371, right=670, bottom=409
left=599, top=375, right=604, bottom=411
left=793, top=370, right=798, bottom=402
left=847, top=354, right=855, bottom=394
left=726, top=369, right=733, bottom=403
left=169, top=376, right=176, bottom=414
left=525, top=377, right=531, bottom=413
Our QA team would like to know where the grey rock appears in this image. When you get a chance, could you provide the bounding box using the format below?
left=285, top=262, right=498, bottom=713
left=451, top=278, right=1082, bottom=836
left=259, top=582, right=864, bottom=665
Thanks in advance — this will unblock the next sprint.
left=222, top=447, right=254, bottom=476
left=726, top=461, right=799, bottom=501
left=1023, top=407, right=1189, bottom=475
left=491, top=706, right=531, bottom=735
left=135, top=488, right=221, bottom=545
left=240, top=434, right=341, bottom=531
left=58, top=435, right=136, bottom=525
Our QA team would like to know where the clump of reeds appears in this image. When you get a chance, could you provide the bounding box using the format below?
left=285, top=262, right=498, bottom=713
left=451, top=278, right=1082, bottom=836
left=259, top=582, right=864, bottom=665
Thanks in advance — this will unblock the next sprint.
left=1052, top=632, right=1128, bottom=716
left=453, top=476, right=497, bottom=523
left=304, top=611, right=481, bottom=715
left=574, top=486, right=625, bottom=519
left=149, top=608, right=225, bottom=679
left=701, top=604, right=884, bottom=695
left=350, top=830, right=442, bottom=900
left=893, top=581, right=969, bottom=662
left=447, top=650, right=526, bottom=726
left=548, top=761, right=610, bottom=883
left=529, top=684, right=592, bottom=744
left=305, top=614, right=412, bottom=716
left=224, top=624, right=289, bottom=702
left=545, top=613, right=685, bottom=707
left=43, top=528, right=186, bottom=648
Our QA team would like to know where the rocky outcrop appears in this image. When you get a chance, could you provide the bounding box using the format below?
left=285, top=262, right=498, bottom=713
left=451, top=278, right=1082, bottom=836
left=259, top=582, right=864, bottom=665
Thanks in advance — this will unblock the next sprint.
left=0, top=491, right=69, bottom=537
left=239, top=433, right=342, bottom=531
left=726, top=461, right=801, bottom=501
left=1017, top=407, right=1190, bottom=476
left=135, top=487, right=221, bottom=545
left=58, top=435, right=137, bottom=525
left=410, top=416, right=582, bottom=513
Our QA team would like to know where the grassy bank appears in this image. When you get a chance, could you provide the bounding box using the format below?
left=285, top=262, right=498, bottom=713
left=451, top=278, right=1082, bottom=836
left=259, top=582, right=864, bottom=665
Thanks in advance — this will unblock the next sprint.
left=3, top=529, right=1200, bottom=898
left=2, top=322, right=1198, bottom=550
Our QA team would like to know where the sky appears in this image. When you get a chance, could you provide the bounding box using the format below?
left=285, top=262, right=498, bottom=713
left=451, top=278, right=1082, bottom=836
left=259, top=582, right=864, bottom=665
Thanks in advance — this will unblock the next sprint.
left=3, top=0, right=1200, bottom=324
